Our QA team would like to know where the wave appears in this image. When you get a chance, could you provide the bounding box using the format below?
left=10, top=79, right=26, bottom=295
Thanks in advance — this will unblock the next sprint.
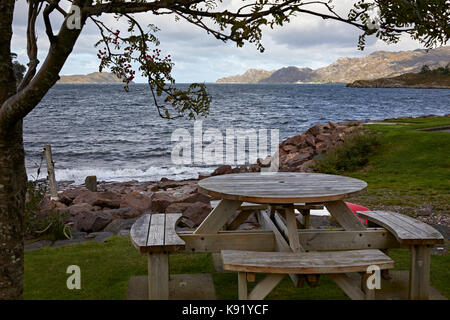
left=27, top=165, right=216, bottom=185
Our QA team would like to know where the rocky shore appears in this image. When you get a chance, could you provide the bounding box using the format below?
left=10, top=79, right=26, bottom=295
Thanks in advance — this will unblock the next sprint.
left=32, top=116, right=449, bottom=248
left=35, top=119, right=369, bottom=239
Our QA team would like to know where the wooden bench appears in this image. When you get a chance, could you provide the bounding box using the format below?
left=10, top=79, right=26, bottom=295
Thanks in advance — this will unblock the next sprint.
left=222, top=249, right=394, bottom=300
left=357, top=210, right=444, bottom=299
left=130, top=213, right=185, bottom=299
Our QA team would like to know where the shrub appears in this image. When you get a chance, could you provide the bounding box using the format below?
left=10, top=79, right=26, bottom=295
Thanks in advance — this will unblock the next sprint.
left=24, top=180, right=71, bottom=241
left=314, top=133, right=381, bottom=174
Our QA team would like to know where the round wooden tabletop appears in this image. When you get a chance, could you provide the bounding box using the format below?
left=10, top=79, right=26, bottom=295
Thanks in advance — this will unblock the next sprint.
left=198, top=172, right=367, bottom=204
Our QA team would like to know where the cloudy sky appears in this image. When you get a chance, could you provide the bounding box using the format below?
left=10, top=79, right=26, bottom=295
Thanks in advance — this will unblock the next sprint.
left=11, top=0, right=428, bottom=83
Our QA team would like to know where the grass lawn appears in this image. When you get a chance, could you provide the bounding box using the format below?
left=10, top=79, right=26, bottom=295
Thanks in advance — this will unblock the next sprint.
left=346, top=116, right=450, bottom=215
left=24, top=236, right=450, bottom=299
left=24, top=115, right=450, bottom=299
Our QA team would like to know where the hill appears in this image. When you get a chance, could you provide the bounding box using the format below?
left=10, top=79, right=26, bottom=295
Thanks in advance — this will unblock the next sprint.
left=215, top=46, right=450, bottom=84
left=58, top=72, right=127, bottom=84
left=347, top=67, right=450, bottom=88
left=216, top=68, right=274, bottom=83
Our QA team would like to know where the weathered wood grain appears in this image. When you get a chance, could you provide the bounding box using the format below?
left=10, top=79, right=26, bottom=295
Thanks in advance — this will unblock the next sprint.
left=198, top=172, right=367, bottom=204
left=357, top=211, right=444, bottom=245
left=178, top=228, right=399, bottom=253
left=130, top=214, right=151, bottom=254
left=194, top=199, right=242, bottom=234
left=326, top=200, right=366, bottom=231
left=222, top=249, right=394, bottom=274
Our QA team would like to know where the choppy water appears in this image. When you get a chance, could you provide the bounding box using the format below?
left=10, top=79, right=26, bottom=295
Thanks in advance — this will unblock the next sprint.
left=23, top=83, right=450, bottom=183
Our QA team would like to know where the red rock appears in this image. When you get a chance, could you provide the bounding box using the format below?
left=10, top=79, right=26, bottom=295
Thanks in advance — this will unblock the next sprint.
left=182, top=202, right=212, bottom=227
left=175, top=192, right=210, bottom=205
left=212, top=165, right=233, bottom=176
left=282, top=144, right=298, bottom=153
left=71, top=211, right=112, bottom=232
left=306, top=125, right=321, bottom=136
left=284, top=152, right=311, bottom=168
left=121, top=191, right=151, bottom=212
left=68, top=203, right=94, bottom=216
left=305, top=134, right=316, bottom=147
left=73, top=189, right=98, bottom=206
left=39, top=197, right=68, bottom=215
left=92, top=190, right=122, bottom=208
left=165, top=202, right=191, bottom=213
left=151, top=192, right=176, bottom=213
left=282, top=135, right=306, bottom=147
left=247, top=164, right=260, bottom=172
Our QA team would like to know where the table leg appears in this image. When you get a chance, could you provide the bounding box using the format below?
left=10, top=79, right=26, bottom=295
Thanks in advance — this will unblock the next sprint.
left=194, top=199, right=242, bottom=234
left=238, top=272, right=248, bottom=300
left=148, top=253, right=169, bottom=300
left=409, top=245, right=431, bottom=300
left=285, top=206, right=303, bottom=252
left=325, top=200, right=366, bottom=231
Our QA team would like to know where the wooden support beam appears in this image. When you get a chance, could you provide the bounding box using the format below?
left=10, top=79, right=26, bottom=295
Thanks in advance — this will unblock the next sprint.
left=326, top=200, right=366, bottom=231
left=285, top=207, right=303, bottom=252
left=178, top=228, right=399, bottom=253
left=258, top=210, right=304, bottom=287
left=329, top=273, right=365, bottom=300
left=194, top=199, right=242, bottom=234
left=409, top=245, right=431, bottom=300
left=248, top=274, right=285, bottom=300
left=147, top=253, right=169, bottom=300
left=361, top=273, right=375, bottom=300
left=238, top=272, right=248, bottom=300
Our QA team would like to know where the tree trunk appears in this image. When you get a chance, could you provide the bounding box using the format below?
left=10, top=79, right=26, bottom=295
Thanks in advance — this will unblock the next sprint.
left=0, top=122, right=27, bottom=299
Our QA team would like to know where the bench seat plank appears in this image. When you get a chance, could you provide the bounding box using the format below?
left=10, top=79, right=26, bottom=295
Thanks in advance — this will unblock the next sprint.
left=130, top=214, right=151, bottom=250
left=148, top=214, right=165, bottom=247
left=130, top=213, right=185, bottom=254
left=222, top=249, right=394, bottom=274
left=357, top=211, right=444, bottom=245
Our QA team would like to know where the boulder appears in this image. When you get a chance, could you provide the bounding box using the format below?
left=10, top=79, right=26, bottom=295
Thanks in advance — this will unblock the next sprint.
left=151, top=192, right=176, bottom=213
left=121, top=191, right=152, bottom=212
left=282, top=135, right=306, bottom=147
left=165, top=202, right=191, bottom=213
left=92, top=190, right=122, bottom=208
left=212, top=165, right=232, bottom=176
left=103, top=218, right=137, bottom=234
left=175, top=192, right=210, bottom=205
left=71, top=211, right=113, bottom=232
left=182, top=202, right=212, bottom=227
left=72, top=189, right=98, bottom=206
left=59, top=188, right=85, bottom=206
left=68, top=203, right=94, bottom=216
left=284, top=152, right=311, bottom=168
left=103, top=207, right=141, bottom=219
left=39, top=197, right=68, bottom=215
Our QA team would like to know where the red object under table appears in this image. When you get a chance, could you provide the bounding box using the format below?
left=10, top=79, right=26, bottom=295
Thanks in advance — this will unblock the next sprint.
left=345, top=202, right=369, bottom=225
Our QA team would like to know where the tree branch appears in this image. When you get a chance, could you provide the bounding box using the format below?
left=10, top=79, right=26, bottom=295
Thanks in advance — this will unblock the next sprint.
left=18, top=1, right=43, bottom=91
left=0, top=0, right=90, bottom=130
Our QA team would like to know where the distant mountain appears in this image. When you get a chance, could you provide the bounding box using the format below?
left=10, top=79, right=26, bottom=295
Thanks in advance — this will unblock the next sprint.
left=215, top=46, right=450, bottom=84
left=58, top=72, right=128, bottom=84
left=259, top=66, right=314, bottom=83
left=216, top=68, right=275, bottom=83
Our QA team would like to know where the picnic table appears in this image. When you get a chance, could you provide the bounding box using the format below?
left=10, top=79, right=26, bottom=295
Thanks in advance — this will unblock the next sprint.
left=131, top=172, right=443, bottom=300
